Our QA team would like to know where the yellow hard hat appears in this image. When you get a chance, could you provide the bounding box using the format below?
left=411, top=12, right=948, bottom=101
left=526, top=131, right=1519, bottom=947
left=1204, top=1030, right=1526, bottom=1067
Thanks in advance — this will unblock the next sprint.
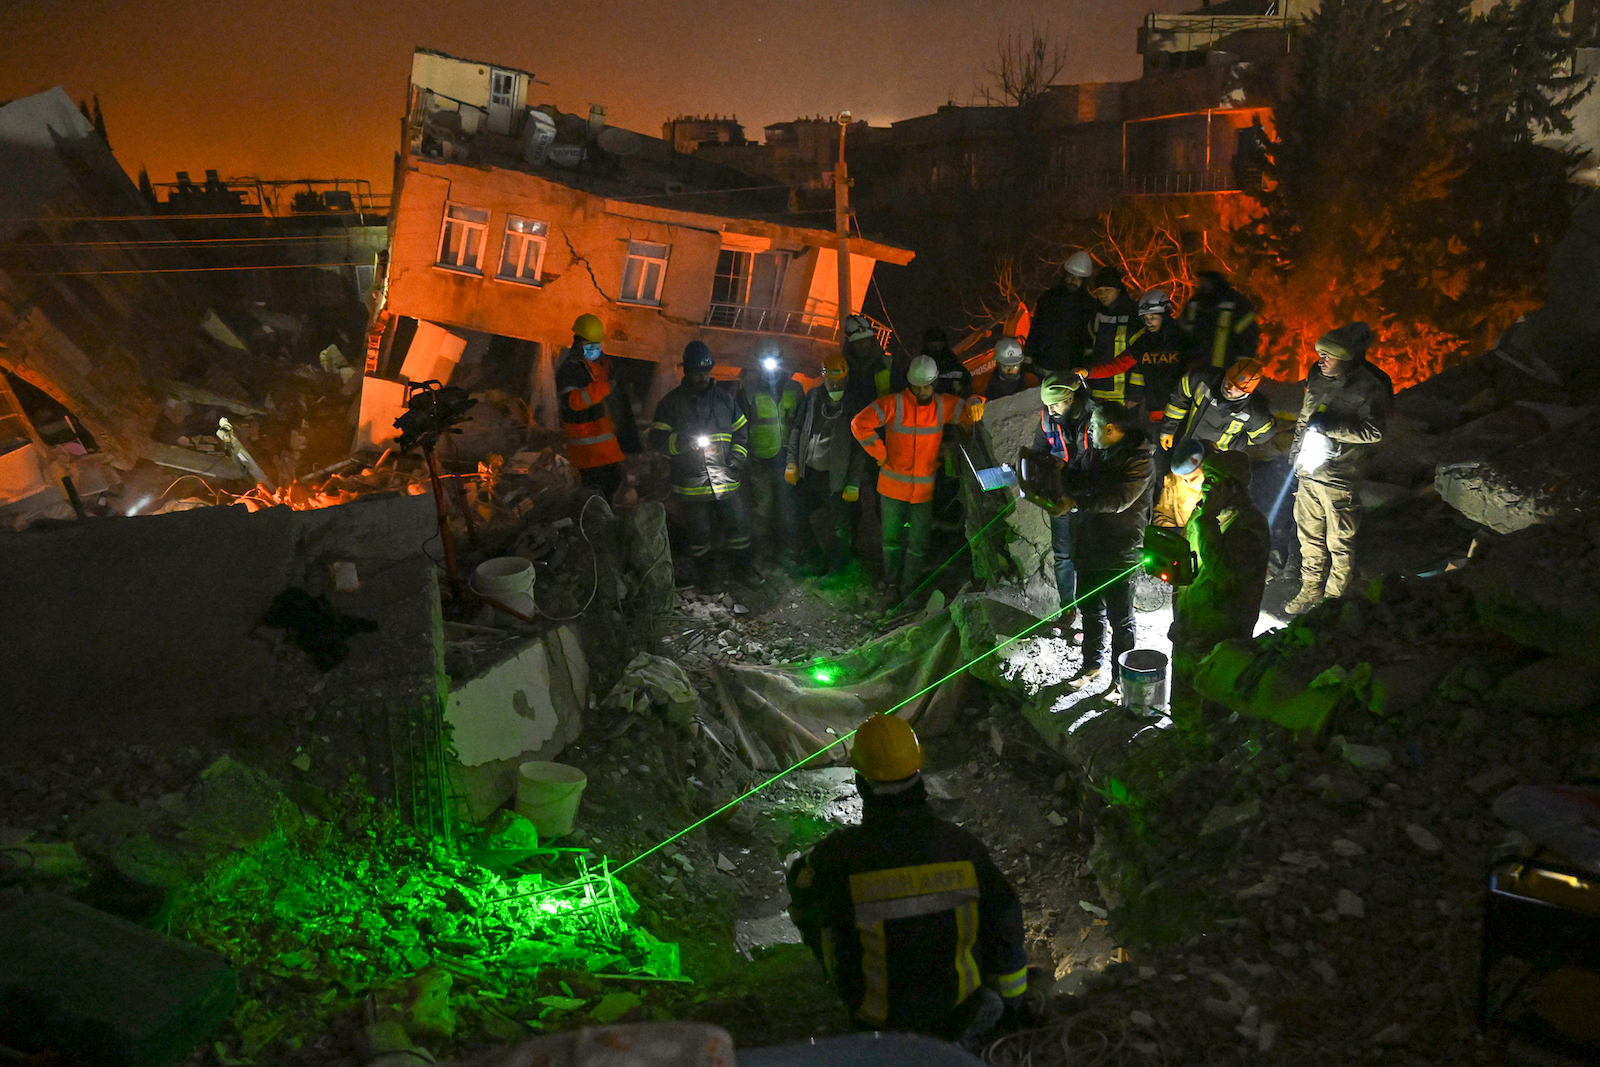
left=823, top=352, right=849, bottom=378
left=572, top=314, right=605, bottom=343
left=850, top=714, right=924, bottom=781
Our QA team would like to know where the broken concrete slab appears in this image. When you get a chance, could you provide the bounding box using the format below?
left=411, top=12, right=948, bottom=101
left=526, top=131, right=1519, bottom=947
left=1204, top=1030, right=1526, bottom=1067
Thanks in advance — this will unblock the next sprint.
left=966, top=387, right=1057, bottom=617
left=444, top=626, right=587, bottom=821
left=0, top=893, right=237, bottom=1066
left=1457, top=518, right=1600, bottom=666
left=1493, top=654, right=1600, bottom=715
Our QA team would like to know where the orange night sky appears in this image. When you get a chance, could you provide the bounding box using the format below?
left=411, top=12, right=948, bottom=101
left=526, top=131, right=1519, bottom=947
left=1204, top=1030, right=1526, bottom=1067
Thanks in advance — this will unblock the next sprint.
left=6, top=0, right=1183, bottom=193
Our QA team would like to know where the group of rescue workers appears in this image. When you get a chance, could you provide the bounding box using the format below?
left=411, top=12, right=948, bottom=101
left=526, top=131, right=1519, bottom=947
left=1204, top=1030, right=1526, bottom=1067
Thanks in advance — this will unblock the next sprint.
left=552, top=251, right=1394, bottom=1050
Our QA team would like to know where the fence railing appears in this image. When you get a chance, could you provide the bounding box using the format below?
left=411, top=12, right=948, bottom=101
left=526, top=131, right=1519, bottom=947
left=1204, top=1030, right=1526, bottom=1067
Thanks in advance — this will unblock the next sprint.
left=703, top=303, right=840, bottom=341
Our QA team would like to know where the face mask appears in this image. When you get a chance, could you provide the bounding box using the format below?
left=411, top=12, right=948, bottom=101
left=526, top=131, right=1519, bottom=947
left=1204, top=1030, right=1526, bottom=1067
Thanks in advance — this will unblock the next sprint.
left=582, top=342, right=602, bottom=362
left=827, top=388, right=845, bottom=402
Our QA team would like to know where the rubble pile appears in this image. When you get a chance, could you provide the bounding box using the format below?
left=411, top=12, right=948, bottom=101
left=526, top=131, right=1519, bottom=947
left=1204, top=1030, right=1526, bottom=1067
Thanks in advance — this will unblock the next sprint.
left=660, top=585, right=879, bottom=671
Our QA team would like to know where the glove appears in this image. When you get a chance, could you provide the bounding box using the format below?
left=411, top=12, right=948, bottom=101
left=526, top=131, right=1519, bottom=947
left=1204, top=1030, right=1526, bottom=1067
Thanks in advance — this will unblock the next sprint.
left=966, top=397, right=985, bottom=423
left=1160, top=433, right=1175, bottom=451
left=785, top=464, right=799, bottom=485
left=1072, top=367, right=1089, bottom=379
left=842, top=485, right=860, bottom=502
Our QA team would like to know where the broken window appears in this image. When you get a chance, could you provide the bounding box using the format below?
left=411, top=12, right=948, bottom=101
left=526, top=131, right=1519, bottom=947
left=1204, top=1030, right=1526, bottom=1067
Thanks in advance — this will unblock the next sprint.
left=619, top=241, right=669, bottom=306
left=437, top=203, right=489, bottom=273
left=498, top=216, right=548, bottom=285
left=712, top=249, right=787, bottom=309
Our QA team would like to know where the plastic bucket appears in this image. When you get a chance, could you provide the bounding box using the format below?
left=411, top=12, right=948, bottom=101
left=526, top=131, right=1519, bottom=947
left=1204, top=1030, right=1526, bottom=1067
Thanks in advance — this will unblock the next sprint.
left=1117, top=649, right=1169, bottom=714
left=515, top=761, right=587, bottom=838
left=472, top=557, right=535, bottom=625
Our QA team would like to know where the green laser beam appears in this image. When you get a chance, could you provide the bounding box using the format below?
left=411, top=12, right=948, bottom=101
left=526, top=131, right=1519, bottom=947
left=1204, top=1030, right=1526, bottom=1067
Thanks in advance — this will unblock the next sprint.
left=879, top=499, right=1018, bottom=624
left=613, top=561, right=1143, bottom=874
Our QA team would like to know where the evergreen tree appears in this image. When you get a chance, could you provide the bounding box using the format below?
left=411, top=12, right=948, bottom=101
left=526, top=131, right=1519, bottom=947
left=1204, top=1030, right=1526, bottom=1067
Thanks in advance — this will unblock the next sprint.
left=1243, top=0, right=1586, bottom=384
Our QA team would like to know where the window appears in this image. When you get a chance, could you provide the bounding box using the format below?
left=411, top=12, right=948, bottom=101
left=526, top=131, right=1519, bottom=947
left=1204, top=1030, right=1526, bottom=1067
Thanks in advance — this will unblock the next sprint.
left=712, top=249, right=787, bottom=307
left=438, top=203, right=489, bottom=272
left=619, top=241, right=669, bottom=305
left=498, top=216, right=548, bottom=285
left=490, top=70, right=516, bottom=108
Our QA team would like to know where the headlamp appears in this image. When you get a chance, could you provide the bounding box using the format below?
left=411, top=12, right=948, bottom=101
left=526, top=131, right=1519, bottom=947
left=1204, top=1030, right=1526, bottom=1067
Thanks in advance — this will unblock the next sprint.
left=696, top=435, right=712, bottom=450
left=761, top=356, right=779, bottom=373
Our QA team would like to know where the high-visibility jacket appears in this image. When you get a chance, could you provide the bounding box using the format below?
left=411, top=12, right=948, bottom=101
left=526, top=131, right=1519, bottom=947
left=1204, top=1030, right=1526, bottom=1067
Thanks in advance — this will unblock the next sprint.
left=1123, top=318, right=1189, bottom=419
left=1085, top=292, right=1140, bottom=403
left=555, top=349, right=625, bottom=469
left=1161, top=369, right=1275, bottom=452
left=743, top=377, right=804, bottom=460
left=786, top=778, right=1028, bottom=1038
left=1179, top=284, right=1260, bottom=370
left=851, top=390, right=971, bottom=503
left=973, top=368, right=1040, bottom=401
left=648, top=383, right=749, bottom=498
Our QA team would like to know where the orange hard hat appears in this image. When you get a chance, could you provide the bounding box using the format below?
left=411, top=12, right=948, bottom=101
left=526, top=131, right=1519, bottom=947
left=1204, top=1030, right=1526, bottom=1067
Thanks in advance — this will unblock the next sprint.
left=823, top=352, right=849, bottom=377
left=1225, top=358, right=1264, bottom=393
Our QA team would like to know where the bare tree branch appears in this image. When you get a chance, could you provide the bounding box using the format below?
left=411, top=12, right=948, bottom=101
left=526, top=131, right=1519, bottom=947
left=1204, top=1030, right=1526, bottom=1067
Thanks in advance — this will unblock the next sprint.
left=983, top=26, right=1070, bottom=108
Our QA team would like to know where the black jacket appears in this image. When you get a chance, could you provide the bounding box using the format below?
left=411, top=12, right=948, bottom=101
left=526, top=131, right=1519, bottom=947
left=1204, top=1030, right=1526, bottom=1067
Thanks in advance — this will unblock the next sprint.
left=1179, top=282, right=1260, bottom=370
left=1291, top=357, right=1394, bottom=489
left=1123, top=318, right=1190, bottom=417
left=787, top=380, right=872, bottom=495
left=1067, top=434, right=1155, bottom=570
left=1025, top=282, right=1098, bottom=375
left=787, top=777, right=1027, bottom=1038
left=648, top=383, right=749, bottom=498
left=1171, top=490, right=1271, bottom=657
left=1161, top=368, right=1275, bottom=452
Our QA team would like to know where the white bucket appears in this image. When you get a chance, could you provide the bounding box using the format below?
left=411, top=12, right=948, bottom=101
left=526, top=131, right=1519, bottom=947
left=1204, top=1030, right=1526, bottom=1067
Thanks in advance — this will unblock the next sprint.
left=472, top=556, right=535, bottom=625
left=515, top=761, right=587, bottom=838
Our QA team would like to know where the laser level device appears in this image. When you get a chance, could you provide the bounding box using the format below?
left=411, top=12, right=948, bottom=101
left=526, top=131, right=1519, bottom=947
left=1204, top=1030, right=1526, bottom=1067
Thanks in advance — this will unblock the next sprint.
left=1143, top=524, right=1196, bottom=586
left=1018, top=447, right=1067, bottom=501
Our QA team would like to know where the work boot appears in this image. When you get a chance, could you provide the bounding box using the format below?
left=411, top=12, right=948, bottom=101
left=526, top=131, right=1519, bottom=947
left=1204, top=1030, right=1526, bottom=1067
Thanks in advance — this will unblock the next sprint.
left=1068, top=663, right=1109, bottom=690
left=1283, top=585, right=1324, bottom=615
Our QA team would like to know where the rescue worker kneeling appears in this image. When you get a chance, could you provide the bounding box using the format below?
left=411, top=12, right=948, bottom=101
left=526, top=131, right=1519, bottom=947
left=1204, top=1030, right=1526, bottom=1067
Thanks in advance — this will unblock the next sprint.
left=787, top=715, right=1031, bottom=1047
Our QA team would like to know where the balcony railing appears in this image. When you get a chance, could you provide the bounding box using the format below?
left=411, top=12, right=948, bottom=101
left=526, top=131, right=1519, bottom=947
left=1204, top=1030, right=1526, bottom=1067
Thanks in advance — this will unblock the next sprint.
left=704, top=303, right=840, bottom=341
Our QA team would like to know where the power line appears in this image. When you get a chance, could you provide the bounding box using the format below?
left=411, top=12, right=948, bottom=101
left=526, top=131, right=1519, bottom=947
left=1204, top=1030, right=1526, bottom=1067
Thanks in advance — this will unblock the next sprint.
left=16, top=261, right=369, bottom=277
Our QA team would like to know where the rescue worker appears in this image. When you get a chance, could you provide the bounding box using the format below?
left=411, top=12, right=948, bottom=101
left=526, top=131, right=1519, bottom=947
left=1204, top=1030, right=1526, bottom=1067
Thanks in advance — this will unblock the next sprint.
left=1159, top=358, right=1274, bottom=454
left=1075, top=267, right=1141, bottom=406
left=974, top=337, right=1039, bottom=400
left=922, top=326, right=972, bottom=397
left=843, top=314, right=894, bottom=397
left=1024, top=250, right=1098, bottom=377
left=648, top=341, right=756, bottom=588
left=852, top=355, right=983, bottom=602
left=1026, top=401, right=1154, bottom=689
left=738, top=356, right=804, bottom=565
left=1286, top=323, right=1393, bottom=614
left=1152, top=440, right=1206, bottom=529
left=1179, top=269, right=1260, bottom=371
left=787, top=714, right=1030, bottom=1046
left=554, top=313, right=641, bottom=495
left=786, top=352, right=871, bottom=576
left=1121, top=289, right=1189, bottom=425
left=1030, top=375, right=1092, bottom=641
left=1171, top=449, right=1269, bottom=654
left=1169, top=449, right=1270, bottom=714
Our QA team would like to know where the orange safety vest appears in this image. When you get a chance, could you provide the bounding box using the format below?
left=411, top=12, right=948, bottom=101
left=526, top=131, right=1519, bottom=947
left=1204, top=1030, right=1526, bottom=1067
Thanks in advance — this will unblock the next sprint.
left=851, top=390, right=967, bottom=503
left=556, top=349, right=625, bottom=470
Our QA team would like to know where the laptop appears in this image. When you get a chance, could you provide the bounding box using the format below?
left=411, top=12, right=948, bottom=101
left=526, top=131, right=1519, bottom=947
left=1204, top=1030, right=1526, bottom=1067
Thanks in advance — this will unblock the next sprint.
left=961, top=444, right=1019, bottom=491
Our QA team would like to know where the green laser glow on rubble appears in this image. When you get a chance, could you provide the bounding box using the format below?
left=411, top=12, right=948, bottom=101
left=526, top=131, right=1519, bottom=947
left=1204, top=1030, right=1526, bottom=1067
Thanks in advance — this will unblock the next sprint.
left=613, top=562, right=1143, bottom=875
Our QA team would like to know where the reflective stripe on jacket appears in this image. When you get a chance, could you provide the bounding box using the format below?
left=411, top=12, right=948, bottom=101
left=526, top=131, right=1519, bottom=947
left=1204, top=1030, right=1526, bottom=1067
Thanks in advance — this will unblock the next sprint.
left=555, top=350, right=624, bottom=469
left=648, top=383, right=749, bottom=498
left=1086, top=293, right=1139, bottom=403
left=786, top=779, right=1028, bottom=1037
left=851, top=390, right=968, bottom=503
left=1179, top=288, right=1260, bottom=370
left=745, top=378, right=803, bottom=459
left=1161, top=369, right=1275, bottom=452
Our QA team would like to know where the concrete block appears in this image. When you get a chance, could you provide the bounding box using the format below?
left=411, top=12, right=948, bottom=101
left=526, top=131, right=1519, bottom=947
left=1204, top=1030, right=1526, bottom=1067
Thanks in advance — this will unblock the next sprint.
left=0, top=894, right=236, bottom=1066
left=1493, top=655, right=1600, bottom=715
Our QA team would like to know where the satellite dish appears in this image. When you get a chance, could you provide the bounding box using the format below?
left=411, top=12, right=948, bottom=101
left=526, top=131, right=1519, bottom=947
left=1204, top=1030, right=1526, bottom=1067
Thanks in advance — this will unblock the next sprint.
left=596, top=127, right=641, bottom=157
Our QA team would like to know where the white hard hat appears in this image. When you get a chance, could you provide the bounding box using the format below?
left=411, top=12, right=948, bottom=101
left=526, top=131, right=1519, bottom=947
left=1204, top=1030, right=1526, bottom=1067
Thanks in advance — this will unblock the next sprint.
left=844, top=314, right=875, bottom=342
left=1137, top=288, right=1173, bottom=315
left=1064, top=251, right=1095, bottom=278
left=994, top=337, right=1024, bottom=367
left=907, top=355, right=939, bottom=386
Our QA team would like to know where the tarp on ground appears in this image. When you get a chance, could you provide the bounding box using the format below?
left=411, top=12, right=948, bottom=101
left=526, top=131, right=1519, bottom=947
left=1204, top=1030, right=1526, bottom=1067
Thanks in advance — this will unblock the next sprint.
left=713, top=609, right=971, bottom=772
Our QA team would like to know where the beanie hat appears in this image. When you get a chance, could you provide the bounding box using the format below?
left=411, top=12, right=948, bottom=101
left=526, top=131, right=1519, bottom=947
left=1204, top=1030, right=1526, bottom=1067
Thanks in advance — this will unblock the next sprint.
left=921, top=325, right=949, bottom=348
left=1040, top=375, right=1077, bottom=405
left=1315, top=322, right=1374, bottom=362
left=1169, top=439, right=1205, bottom=477
left=1092, top=266, right=1123, bottom=290
left=1203, top=448, right=1252, bottom=487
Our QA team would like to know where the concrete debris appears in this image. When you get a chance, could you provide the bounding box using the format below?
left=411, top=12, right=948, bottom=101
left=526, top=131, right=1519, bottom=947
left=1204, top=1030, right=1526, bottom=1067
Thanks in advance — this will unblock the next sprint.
left=1404, top=823, right=1443, bottom=853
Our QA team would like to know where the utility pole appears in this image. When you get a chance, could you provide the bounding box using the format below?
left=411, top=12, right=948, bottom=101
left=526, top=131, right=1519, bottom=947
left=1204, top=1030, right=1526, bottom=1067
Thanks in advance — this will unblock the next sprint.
left=834, top=112, right=852, bottom=337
